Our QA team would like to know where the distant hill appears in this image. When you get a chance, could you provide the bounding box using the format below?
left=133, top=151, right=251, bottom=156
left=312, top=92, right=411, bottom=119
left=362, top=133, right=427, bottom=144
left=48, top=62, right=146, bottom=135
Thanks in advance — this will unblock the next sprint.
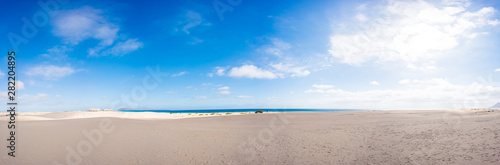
left=491, top=102, right=500, bottom=108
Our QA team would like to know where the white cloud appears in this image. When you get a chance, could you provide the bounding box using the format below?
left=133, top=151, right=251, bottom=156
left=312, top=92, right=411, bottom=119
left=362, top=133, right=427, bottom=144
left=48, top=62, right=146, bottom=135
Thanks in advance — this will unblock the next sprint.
left=260, top=38, right=292, bottom=56
left=407, top=63, right=437, bottom=72
left=215, top=67, right=227, bottom=76
left=267, top=97, right=278, bottom=101
left=370, top=81, right=380, bottom=85
left=219, top=38, right=312, bottom=79
left=40, top=45, right=71, bottom=60
left=306, top=84, right=334, bottom=93
left=26, top=65, right=76, bottom=79
left=217, top=91, right=231, bottom=95
left=53, top=7, right=118, bottom=46
left=217, top=86, right=229, bottom=90
left=237, top=95, right=254, bottom=99
left=443, top=0, right=470, bottom=7
left=495, top=68, right=500, bottom=72
left=19, top=93, right=48, bottom=102
left=186, top=86, right=197, bottom=90
left=100, top=39, right=143, bottom=57
left=271, top=38, right=292, bottom=50
left=399, top=79, right=411, bottom=84
left=357, top=4, right=367, bottom=11
left=194, top=96, right=208, bottom=99
left=216, top=86, right=231, bottom=95
left=329, top=0, right=499, bottom=67
left=175, top=11, right=211, bottom=45
left=171, top=71, right=188, bottom=77
left=271, top=63, right=310, bottom=77
left=264, top=48, right=283, bottom=56
left=312, top=84, right=334, bottom=89
left=228, top=65, right=277, bottom=79
left=0, top=70, right=4, bottom=77
left=53, top=7, right=142, bottom=56
left=355, top=14, right=368, bottom=22
left=181, top=11, right=211, bottom=34
left=304, top=89, right=326, bottom=93
left=304, top=78, right=500, bottom=109
left=213, top=63, right=310, bottom=79
left=208, top=66, right=228, bottom=77
left=16, top=81, right=25, bottom=90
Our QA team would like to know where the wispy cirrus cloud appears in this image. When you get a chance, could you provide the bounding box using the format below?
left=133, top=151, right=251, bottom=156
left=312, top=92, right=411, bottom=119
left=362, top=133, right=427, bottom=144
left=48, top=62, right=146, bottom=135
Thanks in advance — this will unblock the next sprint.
left=216, top=90, right=231, bottom=95
left=52, top=7, right=118, bottom=46
left=194, top=96, right=208, bottom=99
left=209, top=37, right=312, bottom=79
left=40, top=45, right=71, bottom=60
left=217, top=86, right=229, bottom=90
left=312, top=84, right=334, bottom=89
left=174, top=11, right=211, bottom=45
left=52, top=6, right=142, bottom=57
left=180, top=11, right=211, bottom=34
left=237, top=95, right=254, bottom=99
left=259, top=38, right=311, bottom=78
left=19, top=93, right=48, bottom=102
left=171, top=71, right=188, bottom=77
left=100, top=39, right=143, bottom=57
left=258, top=38, right=292, bottom=57
left=26, top=65, right=77, bottom=80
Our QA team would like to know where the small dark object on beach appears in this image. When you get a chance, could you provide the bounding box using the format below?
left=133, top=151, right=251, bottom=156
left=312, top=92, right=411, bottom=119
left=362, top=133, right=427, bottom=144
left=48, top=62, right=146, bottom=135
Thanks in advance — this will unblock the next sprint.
left=255, top=110, right=264, bottom=114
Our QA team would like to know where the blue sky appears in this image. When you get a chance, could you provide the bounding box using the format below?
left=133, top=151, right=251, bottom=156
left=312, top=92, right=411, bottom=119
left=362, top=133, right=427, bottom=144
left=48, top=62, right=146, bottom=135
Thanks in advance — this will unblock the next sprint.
left=2, top=0, right=500, bottom=111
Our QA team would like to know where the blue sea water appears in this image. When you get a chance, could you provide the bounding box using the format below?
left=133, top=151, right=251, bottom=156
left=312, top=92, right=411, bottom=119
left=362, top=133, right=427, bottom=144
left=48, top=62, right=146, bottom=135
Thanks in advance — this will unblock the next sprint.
left=119, top=109, right=370, bottom=113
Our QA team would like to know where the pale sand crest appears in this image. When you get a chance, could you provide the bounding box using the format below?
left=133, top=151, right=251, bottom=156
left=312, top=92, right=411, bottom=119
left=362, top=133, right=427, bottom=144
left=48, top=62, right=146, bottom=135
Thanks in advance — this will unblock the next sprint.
left=0, top=111, right=257, bottom=121
left=1, top=110, right=499, bottom=164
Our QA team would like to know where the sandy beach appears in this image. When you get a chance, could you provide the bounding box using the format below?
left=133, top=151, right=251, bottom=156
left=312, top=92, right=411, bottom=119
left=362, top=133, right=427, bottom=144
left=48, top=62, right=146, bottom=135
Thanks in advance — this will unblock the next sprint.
left=1, top=110, right=499, bottom=164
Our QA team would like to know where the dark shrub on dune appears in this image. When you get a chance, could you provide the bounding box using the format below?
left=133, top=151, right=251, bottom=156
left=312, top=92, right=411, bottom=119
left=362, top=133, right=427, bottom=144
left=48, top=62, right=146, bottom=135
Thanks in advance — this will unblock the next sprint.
left=255, top=110, right=264, bottom=114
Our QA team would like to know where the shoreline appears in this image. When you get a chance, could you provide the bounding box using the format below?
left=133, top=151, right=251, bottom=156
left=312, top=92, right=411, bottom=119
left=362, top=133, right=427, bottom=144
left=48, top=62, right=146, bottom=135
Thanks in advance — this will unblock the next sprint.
left=0, top=109, right=494, bottom=121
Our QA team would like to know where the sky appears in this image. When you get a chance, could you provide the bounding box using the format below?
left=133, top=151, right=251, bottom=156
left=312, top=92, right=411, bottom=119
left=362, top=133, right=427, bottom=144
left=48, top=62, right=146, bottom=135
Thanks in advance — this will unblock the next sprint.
left=1, top=0, right=500, bottom=111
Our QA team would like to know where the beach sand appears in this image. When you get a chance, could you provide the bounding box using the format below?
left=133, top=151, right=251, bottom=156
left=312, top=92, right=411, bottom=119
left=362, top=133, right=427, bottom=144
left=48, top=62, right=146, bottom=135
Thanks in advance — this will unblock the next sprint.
left=1, top=110, right=499, bottom=164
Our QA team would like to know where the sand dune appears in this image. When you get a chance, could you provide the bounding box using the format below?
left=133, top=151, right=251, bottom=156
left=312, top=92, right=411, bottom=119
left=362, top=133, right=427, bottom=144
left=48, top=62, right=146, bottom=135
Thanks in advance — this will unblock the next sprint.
left=0, top=111, right=255, bottom=121
left=1, top=110, right=499, bottom=164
